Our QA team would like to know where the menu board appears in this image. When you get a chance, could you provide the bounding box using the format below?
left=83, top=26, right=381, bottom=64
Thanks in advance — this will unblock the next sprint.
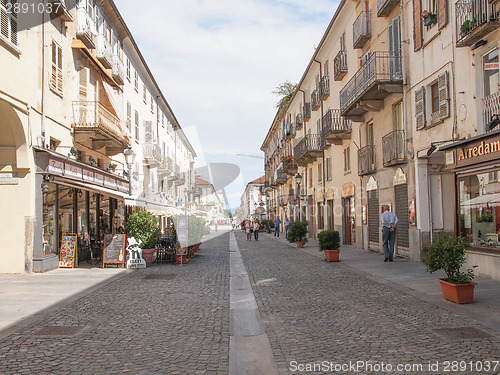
left=102, top=234, right=126, bottom=268
left=59, top=233, right=77, bottom=268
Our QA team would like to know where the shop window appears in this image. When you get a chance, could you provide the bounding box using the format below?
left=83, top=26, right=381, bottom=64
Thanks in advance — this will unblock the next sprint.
left=58, top=187, right=75, bottom=251
left=458, top=170, right=500, bottom=250
left=42, top=183, right=57, bottom=255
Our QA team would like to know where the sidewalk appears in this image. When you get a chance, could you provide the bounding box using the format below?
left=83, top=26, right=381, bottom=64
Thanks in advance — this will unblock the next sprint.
left=269, top=232, right=500, bottom=333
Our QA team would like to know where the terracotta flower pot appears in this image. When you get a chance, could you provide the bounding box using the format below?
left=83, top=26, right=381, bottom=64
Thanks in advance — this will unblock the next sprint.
left=324, top=249, right=340, bottom=262
left=175, top=254, right=187, bottom=264
left=141, top=248, right=155, bottom=267
left=438, top=279, right=477, bottom=304
left=296, top=241, right=304, bottom=248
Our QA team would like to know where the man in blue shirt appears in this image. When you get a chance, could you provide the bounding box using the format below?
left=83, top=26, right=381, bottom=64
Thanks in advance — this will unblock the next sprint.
left=381, top=205, right=398, bottom=262
left=273, top=217, right=281, bottom=237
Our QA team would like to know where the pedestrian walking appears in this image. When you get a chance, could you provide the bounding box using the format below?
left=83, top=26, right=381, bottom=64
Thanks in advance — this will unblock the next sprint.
left=245, top=220, right=252, bottom=241
left=284, top=218, right=290, bottom=239
left=273, top=216, right=281, bottom=237
left=381, top=205, right=398, bottom=262
left=253, top=220, right=260, bottom=241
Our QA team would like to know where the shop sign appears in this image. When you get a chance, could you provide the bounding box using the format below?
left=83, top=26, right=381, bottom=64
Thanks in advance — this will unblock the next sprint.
left=446, top=135, right=500, bottom=169
left=104, top=175, right=117, bottom=189
left=117, top=180, right=129, bottom=192
left=48, top=158, right=64, bottom=175
left=83, top=169, right=94, bottom=182
left=65, top=163, right=82, bottom=179
left=0, top=172, right=19, bottom=185
left=94, top=172, right=104, bottom=185
left=58, top=233, right=77, bottom=268
left=485, top=62, right=499, bottom=70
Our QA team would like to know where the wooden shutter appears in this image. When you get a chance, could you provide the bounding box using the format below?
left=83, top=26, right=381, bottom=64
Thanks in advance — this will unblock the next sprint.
left=51, top=41, right=63, bottom=96
left=1, top=0, right=17, bottom=46
left=78, top=67, right=88, bottom=101
left=415, top=86, right=426, bottom=130
left=144, top=120, right=153, bottom=143
left=438, top=71, right=450, bottom=119
left=126, top=102, right=131, bottom=131
left=438, top=0, right=448, bottom=30
left=413, top=0, right=423, bottom=51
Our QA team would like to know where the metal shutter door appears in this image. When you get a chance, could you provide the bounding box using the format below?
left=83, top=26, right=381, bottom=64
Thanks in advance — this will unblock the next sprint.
left=367, top=189, right=379, bottom=248
left=395, top=184, right=409, bottom=251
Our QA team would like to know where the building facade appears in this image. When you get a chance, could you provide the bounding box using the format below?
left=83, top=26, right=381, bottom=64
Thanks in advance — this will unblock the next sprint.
left=262, top=0, right=500, bottom=279
left=194, top=176, right=225, bottom=224
left=0, top=0, right=195, bottom=273
left=240, top=176, right=267, bottom=221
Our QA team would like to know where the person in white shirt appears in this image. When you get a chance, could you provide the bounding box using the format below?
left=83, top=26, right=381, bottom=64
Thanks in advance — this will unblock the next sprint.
left=253, top=220, right=260, bottom=241
left=381, top=205, right=398, bottom=262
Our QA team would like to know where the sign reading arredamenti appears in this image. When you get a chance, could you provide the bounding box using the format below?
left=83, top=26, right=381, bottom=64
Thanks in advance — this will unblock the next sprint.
left=445, top=133, right=500, bottom=169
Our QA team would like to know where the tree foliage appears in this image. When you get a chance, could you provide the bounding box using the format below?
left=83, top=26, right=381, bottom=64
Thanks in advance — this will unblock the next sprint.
left=273, top=81, right=298, bottom=109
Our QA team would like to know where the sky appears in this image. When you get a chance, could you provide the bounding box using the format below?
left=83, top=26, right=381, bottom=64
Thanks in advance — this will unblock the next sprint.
left=118, top=0, right=340, bottom=210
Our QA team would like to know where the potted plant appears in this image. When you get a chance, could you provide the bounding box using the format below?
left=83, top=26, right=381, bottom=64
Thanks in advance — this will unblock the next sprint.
left=287, top=221, right=308, bottom=248
left=421, top=10, right=437, bottom=27
left=317, top=230, right=341, bottom=262
left=125, top=211, right=161, bottom=267
left=423, top=232, right=477, bottom=303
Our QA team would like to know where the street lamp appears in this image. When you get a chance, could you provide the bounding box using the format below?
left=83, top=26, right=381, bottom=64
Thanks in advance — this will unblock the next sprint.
left=295, top=173, right=302, bottom=221
left=124, top=147, right=136, bottom=196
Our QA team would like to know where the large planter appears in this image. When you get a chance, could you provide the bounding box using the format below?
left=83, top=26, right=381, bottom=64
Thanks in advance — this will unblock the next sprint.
left=324, top=249, right=340, bottom=262
left=175, top=254, right=187, bottom=264
left=296, top=241, right=305, bottom=248
left=142, top=248, right=155, bottom=267
left=438, top=279, right=477, bottom=304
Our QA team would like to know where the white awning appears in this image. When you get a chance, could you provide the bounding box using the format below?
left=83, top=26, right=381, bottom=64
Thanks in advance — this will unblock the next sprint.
left=54, top=177, right=129, bottom=200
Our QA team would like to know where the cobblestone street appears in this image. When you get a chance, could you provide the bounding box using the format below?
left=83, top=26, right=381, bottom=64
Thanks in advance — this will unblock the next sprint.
left=0, top=230, right=499, bottom=374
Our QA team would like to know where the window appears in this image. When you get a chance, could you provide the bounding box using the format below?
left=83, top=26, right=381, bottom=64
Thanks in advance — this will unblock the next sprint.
left=162, top=113, right=165, bottom=128
left=309, top=167, right=313, bottom=188
left=318, top=163, right=322, bottom=183
left=324, top=60, right=329, bottom=76
left=0, top=0, right=18, bottom=47
left=344, top=147, right=351, bottom=173
left=134, top=110, right=139, bottom=140
left=483, top=49, right=499, bottom=98
left=134, top=71, right=138, bottom=91
left=325, top=157, right=332, bottom=180
left=50, top=41, right=63, bottom=96
left=150, top=94, right=154, bottom=113
left=143, top=84, right=147, bottom=103
left=416, top=71, right=450, bottom=130
left=431, top=82, right=439, bottom=119
left=340, top=32, right=346, bottom=51
left=126, top=102, right=131, bottom=131
left=126, top=59, right=131, bottom=81
left=393, top=101, right=403, bottom=131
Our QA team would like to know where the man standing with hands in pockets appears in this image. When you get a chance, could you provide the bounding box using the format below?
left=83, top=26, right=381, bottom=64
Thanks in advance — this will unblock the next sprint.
left=381, top=205, right=398, bottom=262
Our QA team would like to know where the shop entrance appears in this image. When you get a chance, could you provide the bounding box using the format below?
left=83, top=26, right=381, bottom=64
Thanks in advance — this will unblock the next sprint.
left=342, top=196, right=355, bottom=245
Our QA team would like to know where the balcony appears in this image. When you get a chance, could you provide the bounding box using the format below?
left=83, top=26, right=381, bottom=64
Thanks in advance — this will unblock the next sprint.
left=339, top=52, right=403, bottom=119
left=76, top=7, right=96, bottom=49
left=456, top=0, right=500, bottom=47
left=353, top=11, right=371, bottom=49
left=320, top=76, right=330, bottom=100
left=321, top=109, right=352, bottom=142
left=112, top=55, right=125, bottom=85
left=143, top=143, right=162, bottom=167
left=290, top=122, right=297, bottom=139
left=296, top=113, right=303, bottom=130
left=175, top=172, right=186, bottom=185
left=334, top=50, right=348, bottom=81
left=294, top=134, right=323, bottom=166
left=48, top=0, right=72, bottom=21
left=377, top=0, right=400, bottom=17
left=72, top=101, right=129, bottom=155
left=382, top=130, right=406, bottom=166
left=158, top=157, right=175, bottom=176
left=96, top=35, right=112, bottom=69
left=303, top=103, right=311, bottom=122
left=311, top=90, right=320, bottom=110
left=358, top=145, right=376, bottom=175
left=275, top=169, right=288, bottom=185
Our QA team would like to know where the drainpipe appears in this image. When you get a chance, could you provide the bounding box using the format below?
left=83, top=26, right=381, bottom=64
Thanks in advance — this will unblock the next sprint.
left=41, top=2, right=46, bottom=148
left=314, top=59, right=327, bottom=201
left=401, top=0, right=413, bottom=159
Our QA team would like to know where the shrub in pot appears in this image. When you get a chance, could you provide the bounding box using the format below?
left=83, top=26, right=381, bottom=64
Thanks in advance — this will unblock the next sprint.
left=423, top=232, right=477, bottom=303
left=125, top=211, right=161, bottom=266
left=317, top=230, right=341, bottom=262
left=287, top=221, right=308, bottom=248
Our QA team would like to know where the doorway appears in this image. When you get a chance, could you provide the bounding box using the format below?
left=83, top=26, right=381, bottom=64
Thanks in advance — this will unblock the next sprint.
left=342, top=196, right=355, bottom=244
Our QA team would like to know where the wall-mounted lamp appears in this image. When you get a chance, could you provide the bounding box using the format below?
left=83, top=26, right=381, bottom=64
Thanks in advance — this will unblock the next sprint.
left=487, top=114, right=500, bottom=131
left=107, top=164, right=116, bottom=172
left=89, top=155, right=97, bottom=166
left=41, top=182, right=50, bottom=194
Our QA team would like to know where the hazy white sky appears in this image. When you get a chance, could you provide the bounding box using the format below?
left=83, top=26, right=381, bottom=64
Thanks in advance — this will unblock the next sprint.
left=118, top=0, right=339, bottom=209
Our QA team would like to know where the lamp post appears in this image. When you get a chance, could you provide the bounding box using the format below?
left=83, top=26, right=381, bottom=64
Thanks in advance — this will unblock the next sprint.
left=124, top=147, right=136, bottom=196
left=295, top=173, right=303, bottom=222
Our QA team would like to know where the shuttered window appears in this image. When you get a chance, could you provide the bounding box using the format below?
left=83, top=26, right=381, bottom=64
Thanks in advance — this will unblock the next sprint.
left=367, top=189, right=379, bottom=245
left=0, top=0, right=17, bottom=47
left=134, top=71, right=138, bottom=91
left=134, top=110, right=139, bottom=140
left=388, top=17, right=401, bottom=78
left=126, top=102, right=131, bottom=131
left=413, top=0, right=423, bottom=51
left=415, top=86, right=426, bottom=130
left=144, top=121, right=153, bottom=144
left=438, top=71, right=450, bottom=119
left=78, top=67, right=88, bottom=101
left=50, top=41, right=63, bottom=96
left=437, top=0, right=448, bottom=30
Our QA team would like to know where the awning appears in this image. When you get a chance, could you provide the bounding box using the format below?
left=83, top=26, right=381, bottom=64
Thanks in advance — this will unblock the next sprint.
left=101, top=77, right=132, bottom=141
left=54, top=177, right=129, bottom=200
left=461, top=193, right=500, bottom=208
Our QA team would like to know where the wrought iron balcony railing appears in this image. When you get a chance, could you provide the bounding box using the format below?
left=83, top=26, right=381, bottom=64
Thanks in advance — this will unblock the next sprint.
left=112, top=55, right=125, bottom=85
left=358, top=145, right=376, bottom=175
left=76, top=7, right=96, bottom=49
left=334, top=50, right=348, bottom=81
left=382, top=130, right=406, bottom=166
left=320, top=75, right=330, bottom=100
left=456, top=0, right=500, bottom=47
left=275, top=169, right=288, bottom=185
left=303, top=102, right=311, bottom=121
left=353, top=11, right=371, bottom=49
left=294, top=134, right=323, bottom=165
left=321, top=109, right=352, bottom=141
left=340, top=51, right=403, bottom=116
left=96, top=35, right=112, bottom=69
left=311, top=90, right=320, bottom=110
left=377, top=0, right=400, bottom=17
left=143, top=143, right=162, bottom=166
